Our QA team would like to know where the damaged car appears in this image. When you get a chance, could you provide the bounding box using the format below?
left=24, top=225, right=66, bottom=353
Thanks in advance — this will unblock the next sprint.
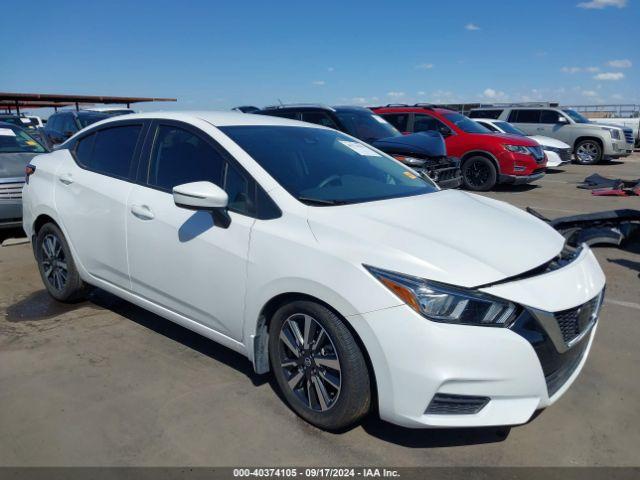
left=23, top=112, right=605, bottom=430
left=253, top=104, right=463, bottom=189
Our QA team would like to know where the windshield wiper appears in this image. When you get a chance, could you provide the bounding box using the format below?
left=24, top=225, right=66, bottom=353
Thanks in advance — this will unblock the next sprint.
left=297, top=196, right=347, bottom=206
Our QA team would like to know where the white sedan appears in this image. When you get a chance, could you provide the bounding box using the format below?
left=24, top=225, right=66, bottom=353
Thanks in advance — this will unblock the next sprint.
left=22, top=111, right=604, bottom=430
left=475, top=118, right=572, bottom=167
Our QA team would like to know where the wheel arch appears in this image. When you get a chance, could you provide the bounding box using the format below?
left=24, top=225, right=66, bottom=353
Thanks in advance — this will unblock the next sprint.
left=251, top=291, right=379, bottom=411
left=461, top=150, right=501, bottom=173
left=573, top=136, right=603, bottom=151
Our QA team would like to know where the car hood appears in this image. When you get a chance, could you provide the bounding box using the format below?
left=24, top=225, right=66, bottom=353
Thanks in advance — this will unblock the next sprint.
left=307, top=190, right=565, bottom=288
left=528, top=135, right=570, bottom=149
left=468, top=132, right=539, bottom=146
left=371, top=131, right=447, bottom=158
left=0, top=152, right=39, bottom=178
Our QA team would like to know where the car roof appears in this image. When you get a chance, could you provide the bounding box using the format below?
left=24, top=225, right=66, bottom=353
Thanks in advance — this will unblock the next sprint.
left=0, top=121, right=17, bottom=128
left=75, top=111, right=327, bottom=130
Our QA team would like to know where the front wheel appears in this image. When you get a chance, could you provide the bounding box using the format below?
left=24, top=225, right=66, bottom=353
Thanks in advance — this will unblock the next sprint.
left=35, top=223, right=88, bottom=302
left=574, top=139, right=603, bottom=164
left=461, top=156, right=497, bottom=191
left=269, top=301, right=371, bottom=430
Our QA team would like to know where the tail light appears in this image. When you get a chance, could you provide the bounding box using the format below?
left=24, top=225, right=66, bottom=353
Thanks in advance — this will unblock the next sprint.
left=25, top=164, right=36, bottom=184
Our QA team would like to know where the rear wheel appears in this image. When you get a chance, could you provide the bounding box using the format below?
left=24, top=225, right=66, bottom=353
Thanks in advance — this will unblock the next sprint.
left=35, top=223, right=88, bottom=302
left=462, top=156, right=497, bottom=191
left=574, top=139, right=603, bottom=164
left=269, top=300, right=371, bottom=430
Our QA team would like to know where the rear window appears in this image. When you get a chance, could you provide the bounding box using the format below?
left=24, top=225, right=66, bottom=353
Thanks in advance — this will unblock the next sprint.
left=77, top=112, right=111, bottom=128
left=75, top=125, right=141, bottom=179
left=469, top=109, right=502, bottom=119
left=0, top=126, right=47, bottom=153
left=508, top=110, right=541, bottom=123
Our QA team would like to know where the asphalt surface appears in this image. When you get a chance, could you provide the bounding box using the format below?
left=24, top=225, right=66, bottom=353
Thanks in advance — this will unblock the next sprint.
left=1, top=155, right=639, bottom=466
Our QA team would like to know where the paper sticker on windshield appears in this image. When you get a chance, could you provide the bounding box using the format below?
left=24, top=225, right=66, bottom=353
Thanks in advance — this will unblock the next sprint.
left=372, top=115, right=389, bottom=124
left=339, top=140, right=381, bottom=157
left=20, top=118, right=31, bottom=124
left=0, top=128, right=16, bottom=137
left=403, top=171, right=418, bottom=179
left=25, top=140, right=38, bottom=146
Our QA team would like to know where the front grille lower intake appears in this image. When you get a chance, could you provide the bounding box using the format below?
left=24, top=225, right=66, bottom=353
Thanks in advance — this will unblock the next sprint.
left=425, top=394, right=489, bottom=415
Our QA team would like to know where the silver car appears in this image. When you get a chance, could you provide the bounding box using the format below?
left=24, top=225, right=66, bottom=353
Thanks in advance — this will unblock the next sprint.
left=0, top=122, right=48, bottom=229
left=469, top=107, right=634, bottom=164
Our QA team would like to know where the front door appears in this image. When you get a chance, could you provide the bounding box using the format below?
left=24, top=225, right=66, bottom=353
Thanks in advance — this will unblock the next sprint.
left=126, top=122, right=255, bottom=340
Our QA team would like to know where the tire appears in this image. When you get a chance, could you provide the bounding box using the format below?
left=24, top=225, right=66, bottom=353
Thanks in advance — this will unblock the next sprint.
left=461, top=156, right=497, bottom=191
left=269, top=300, right=371, bottom=430
left=574, top=139, right=603, bottom=165
left=35, top=223, right=88, bottom=302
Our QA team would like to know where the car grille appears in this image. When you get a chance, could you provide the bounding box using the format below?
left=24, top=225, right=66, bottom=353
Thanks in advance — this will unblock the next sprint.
left=623, top=128, right=634, bottom=145
left=528, top=145, right=546, bottom=163
left=0, top=181, right=24, bottom=200
left=554, top=294, right=602, bottom=344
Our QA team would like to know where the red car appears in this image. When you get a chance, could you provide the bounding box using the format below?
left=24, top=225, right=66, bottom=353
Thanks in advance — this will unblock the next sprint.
left=372, top=104, right=547, bottom=191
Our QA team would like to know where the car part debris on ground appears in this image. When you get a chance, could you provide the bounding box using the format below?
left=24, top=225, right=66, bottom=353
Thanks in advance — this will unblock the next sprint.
left=577, top=173, right=640, bottom=196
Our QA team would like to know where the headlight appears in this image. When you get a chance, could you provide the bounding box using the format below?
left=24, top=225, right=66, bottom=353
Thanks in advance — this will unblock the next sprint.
left=365, top=266, right=517, bottom=327
left=392, top=154, right=426, bottom=167
left=503, top=144, right=531, bottom=155
left=603, top=127, right=621, bottom=140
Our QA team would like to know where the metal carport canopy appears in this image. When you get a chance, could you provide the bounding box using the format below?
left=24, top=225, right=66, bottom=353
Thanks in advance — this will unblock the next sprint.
left=0, top=92, right=177, bottom=114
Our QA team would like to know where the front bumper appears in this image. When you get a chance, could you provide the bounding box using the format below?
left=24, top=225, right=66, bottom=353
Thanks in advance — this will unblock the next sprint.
left=499, top=169, right=546, bottom=185
left=355, top=246, right=605, bottom=428
left=544, top=150, right=571, bottom=168
left=605, top=139, right=634, bottom=158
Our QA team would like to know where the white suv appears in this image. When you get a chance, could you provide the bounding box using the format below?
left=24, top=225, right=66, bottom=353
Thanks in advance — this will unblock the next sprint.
left=22, top=112, right=605, bottom=430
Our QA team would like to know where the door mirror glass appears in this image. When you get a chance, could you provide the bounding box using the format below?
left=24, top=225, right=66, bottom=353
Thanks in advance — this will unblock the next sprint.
left=173, top=181, right=229, bottom=210
left=557, top=116, right=569, bottom=124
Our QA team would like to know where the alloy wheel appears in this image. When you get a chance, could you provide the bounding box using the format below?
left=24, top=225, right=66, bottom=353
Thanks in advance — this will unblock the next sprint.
left=41, top=233, right=68, bottom=291
left=467, top=159, right=490, bottom=187
left=278, top=313, right=341, bottom=412
left=576, top=142, right=599, bottom=163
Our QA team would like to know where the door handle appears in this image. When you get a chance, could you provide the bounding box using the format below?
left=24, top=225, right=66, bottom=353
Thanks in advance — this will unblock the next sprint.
left=131, top=204, right=155, bottom=220
left=59, top=173, right=74, bottom=185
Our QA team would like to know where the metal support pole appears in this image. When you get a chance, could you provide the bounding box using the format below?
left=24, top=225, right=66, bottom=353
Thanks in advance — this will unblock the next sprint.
left=75, top=102, right=79, bottom=111
left=15, top=100, right=20, bottom=116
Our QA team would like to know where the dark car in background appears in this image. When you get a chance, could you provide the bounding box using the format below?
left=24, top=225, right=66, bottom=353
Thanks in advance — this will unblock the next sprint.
left=43, top=110, right=115, bottom=146
left=0, top=114, right=49, bottom=147
left=252, top=104, right=462, bottom=189
left=0, top=122, right=48, bottom=229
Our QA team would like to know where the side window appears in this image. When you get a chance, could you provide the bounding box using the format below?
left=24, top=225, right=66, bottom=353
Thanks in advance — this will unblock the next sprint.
left=413, top=114, right=451, bottom=135
left=223, top=161, right=252, bottom=215
left=382, top=113, right=409, bottom=132
left=148, top=125, right=224, bottom=191
left=301, top=111, right=339, bottom=129
left=47, top=115, right=60, bottom=131
left=84, top=125, right=142, bottom=179
left=470, top=109, right=502, bottom=119
left=511, top=110, right=541, bottom=123
left=267, top=111, right=299, bottom=120
left=60, top=114, right=78, bottom=134
left=540, top=110, right=563, bottom=124
left=74, top=133, right=96, bottom=165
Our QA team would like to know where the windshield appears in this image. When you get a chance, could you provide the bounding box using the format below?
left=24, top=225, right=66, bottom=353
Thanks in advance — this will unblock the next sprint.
left=220, top=126, right=437, bottom=206
left=334, top=110, right=401, bottom=143
left=562, top=109, right=589, bottom=124
left=0, top=116, right=38, bottom=130
left=443, top=113, right=491, bottom=133
left=0, top=126, right=47, bottom=154
left=77, top=113, right=110, bottom=128
left=494, top=121, right=527, bottom=136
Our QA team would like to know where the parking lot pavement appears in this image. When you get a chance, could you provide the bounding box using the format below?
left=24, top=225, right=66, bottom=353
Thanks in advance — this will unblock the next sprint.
left=1, top=157, right=639, bottom=467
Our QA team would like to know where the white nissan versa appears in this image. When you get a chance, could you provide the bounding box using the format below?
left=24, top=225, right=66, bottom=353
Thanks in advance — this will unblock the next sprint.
left=22, top=112, right=605, bottom=430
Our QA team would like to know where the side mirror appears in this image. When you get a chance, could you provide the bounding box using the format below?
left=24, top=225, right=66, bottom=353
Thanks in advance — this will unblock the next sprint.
left=556, top=117, right=569, bottom=124
left=173, top=181, right=228, bottom=210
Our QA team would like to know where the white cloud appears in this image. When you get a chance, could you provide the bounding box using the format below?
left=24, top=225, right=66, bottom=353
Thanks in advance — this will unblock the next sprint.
left=417, top=91, right=426, bottom=96
left=607, top=59, right=632, bottom=68
left=465, top=23, right=480, bottom=31
left=415, top=63, right=434, bottom=70
left=561, top=66, right=583, bottom=73
left=594, top=72, right=625, bottom=80
left=387, top=91, right=405, bottom=97
left=582, top=90, right=598, bottom=97
left=482, top=88, right=506, bottom=99
left=351, top=97, right=367, bottom=104
left=611, top=93, right=624, bottom=100
left=577, top=0, right=627, bottom=8
left=586, top=66, right=600, bottom=72
left=311, top=80, right=325, bottom=86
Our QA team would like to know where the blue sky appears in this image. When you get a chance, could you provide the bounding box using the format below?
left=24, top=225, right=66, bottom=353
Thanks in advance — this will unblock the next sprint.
left=1, top=0, right=638, bottom=114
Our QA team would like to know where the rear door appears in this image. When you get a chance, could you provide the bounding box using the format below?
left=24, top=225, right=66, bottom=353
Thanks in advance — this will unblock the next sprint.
left=126, top=120, right=255, bottom=340
left=54, top=120, right=147, bottom=288
left=507, top=109, right=541, bottom=135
